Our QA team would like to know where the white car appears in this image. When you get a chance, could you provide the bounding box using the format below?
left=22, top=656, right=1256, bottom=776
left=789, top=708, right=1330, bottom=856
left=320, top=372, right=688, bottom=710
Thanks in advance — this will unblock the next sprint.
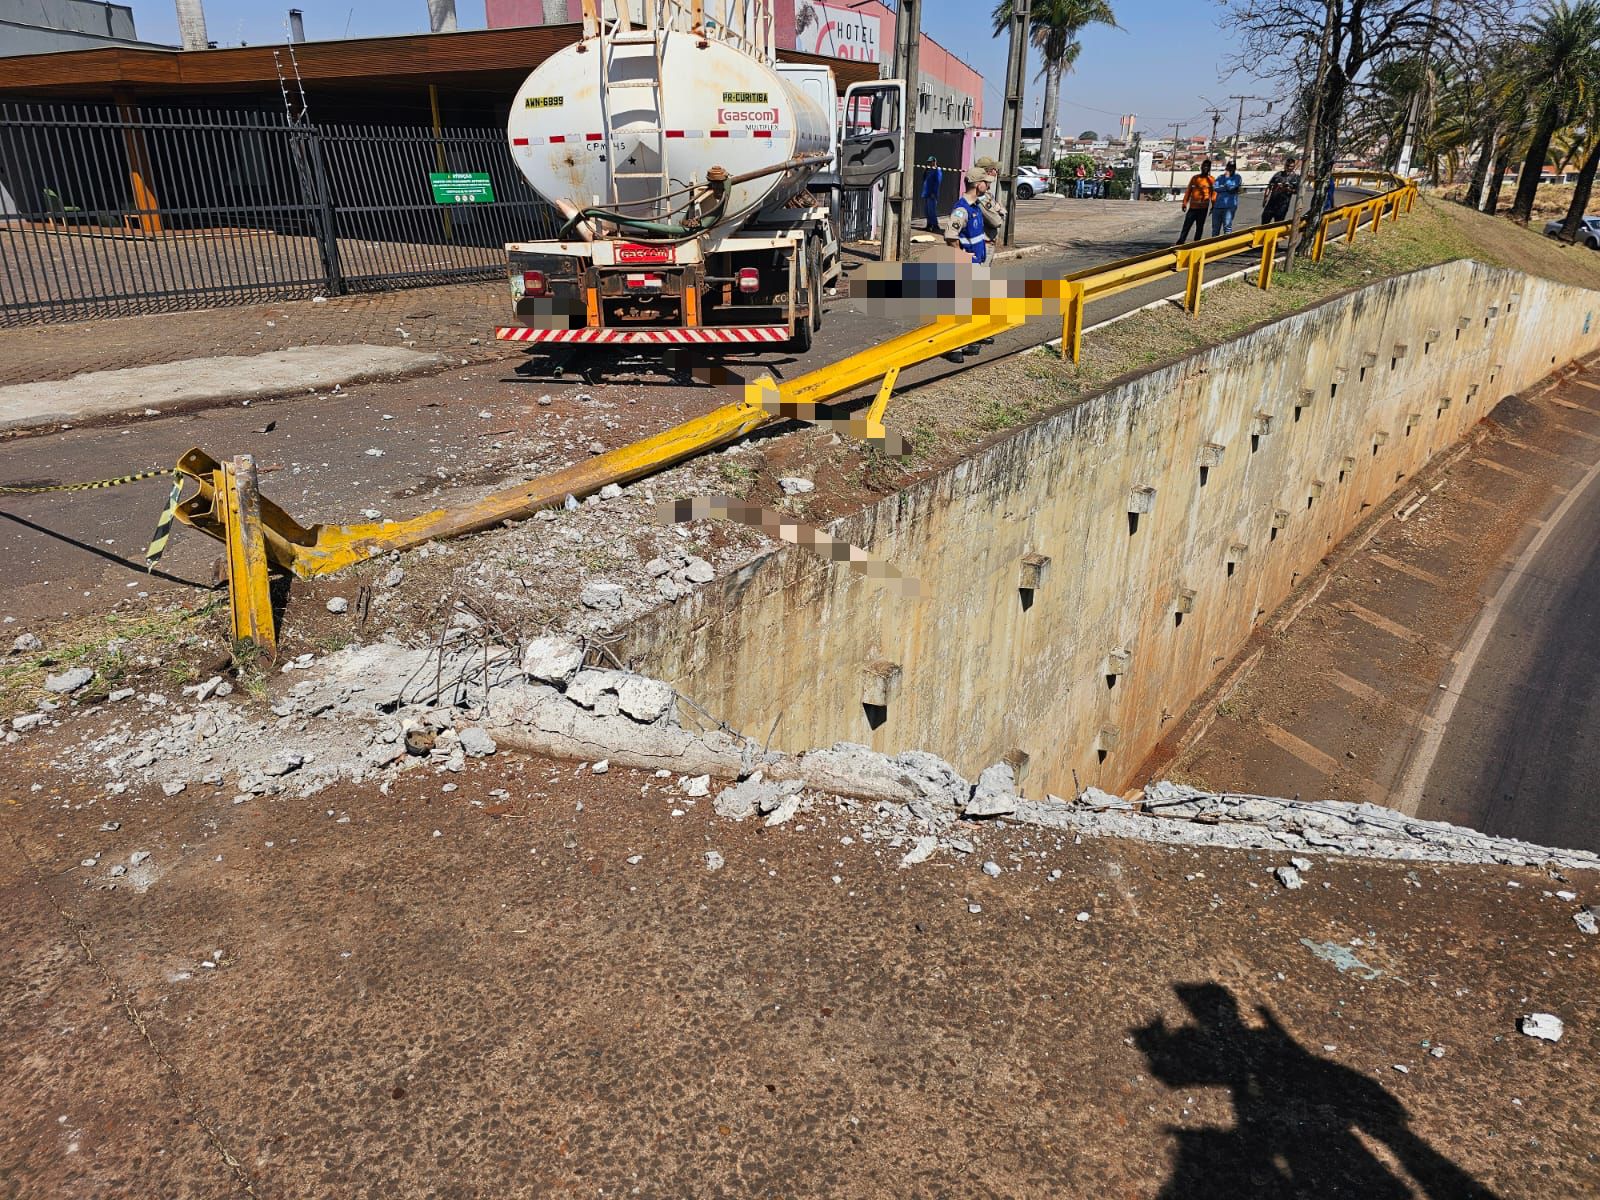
left=1015, top=166, right=1051, bottom=200
left=1543, top=215, right=1600, bottom=248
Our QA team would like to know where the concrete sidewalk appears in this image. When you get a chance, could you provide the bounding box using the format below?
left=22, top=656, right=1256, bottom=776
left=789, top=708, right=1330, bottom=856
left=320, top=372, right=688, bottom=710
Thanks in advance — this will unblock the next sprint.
left=0, top=345, right=442, bottom=436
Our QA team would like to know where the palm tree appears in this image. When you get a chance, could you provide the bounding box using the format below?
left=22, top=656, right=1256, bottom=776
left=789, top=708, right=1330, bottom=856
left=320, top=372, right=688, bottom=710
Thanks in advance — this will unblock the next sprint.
left=1509, top=1, right=1600, bottom=224
left=992, top=0, right=1118, bottom=172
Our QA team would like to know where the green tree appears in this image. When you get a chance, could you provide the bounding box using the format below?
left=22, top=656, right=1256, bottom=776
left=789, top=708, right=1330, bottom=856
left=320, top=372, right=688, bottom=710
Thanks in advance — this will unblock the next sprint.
left=1079, top=129, right=1099, bottom=139
left=992, top=0, right=1118, bottom=169
left=1509, top=1, right=1600, bottom=224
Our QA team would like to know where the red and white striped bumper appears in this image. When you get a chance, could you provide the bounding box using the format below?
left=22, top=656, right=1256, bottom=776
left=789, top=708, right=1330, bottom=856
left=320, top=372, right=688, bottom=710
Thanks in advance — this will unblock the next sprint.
left=495, top=326, right=787, bottom=345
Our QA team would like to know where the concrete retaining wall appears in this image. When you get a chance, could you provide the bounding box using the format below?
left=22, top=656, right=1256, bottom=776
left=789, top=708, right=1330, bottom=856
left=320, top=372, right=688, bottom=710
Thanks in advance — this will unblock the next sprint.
left=619, top=260, right=1600, bottom=795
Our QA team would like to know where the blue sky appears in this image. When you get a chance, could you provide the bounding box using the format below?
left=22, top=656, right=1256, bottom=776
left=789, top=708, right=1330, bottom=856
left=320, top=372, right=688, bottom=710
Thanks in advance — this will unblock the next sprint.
left=126, top=0, right=1261, bottom=139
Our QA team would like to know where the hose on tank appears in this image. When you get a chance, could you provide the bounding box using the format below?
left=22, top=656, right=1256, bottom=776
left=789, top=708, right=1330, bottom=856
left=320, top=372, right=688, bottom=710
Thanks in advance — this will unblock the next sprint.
left=556, top=152, right=833, bottom=243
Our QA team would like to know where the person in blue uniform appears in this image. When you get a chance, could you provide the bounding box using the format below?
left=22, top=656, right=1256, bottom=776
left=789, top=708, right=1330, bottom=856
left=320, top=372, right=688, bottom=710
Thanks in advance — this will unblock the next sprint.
left=942, top=167, right=991, bottom=362
left=921, top=155, right=943, bottom=231
left=943, top=166, right=990, bottom=264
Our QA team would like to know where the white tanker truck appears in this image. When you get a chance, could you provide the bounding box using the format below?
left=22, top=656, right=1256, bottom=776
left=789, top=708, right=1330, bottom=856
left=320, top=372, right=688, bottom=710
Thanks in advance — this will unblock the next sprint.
left=496, top=0, right=903, bottom=356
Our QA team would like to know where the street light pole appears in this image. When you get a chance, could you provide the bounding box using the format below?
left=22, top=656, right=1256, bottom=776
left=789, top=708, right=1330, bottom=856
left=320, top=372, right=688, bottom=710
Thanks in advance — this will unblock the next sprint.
left=997, top=0, right=1031, bottom=247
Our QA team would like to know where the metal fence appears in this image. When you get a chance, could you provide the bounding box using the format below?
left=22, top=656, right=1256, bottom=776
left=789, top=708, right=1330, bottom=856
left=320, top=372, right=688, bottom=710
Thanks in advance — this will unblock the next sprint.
left=0, top=101, right=563, bottom=327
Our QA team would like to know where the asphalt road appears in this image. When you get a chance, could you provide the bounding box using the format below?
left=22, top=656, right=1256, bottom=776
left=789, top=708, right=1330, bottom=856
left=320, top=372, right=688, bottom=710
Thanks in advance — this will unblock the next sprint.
left=1413, top=431, right=1600, bottom=852
left=0, top=190, right=1348, bottom=626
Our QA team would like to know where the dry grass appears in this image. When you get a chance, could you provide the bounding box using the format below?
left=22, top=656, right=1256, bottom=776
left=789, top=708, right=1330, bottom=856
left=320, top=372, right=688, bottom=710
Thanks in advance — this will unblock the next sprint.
left=858, top=191, right=1600, bottom=485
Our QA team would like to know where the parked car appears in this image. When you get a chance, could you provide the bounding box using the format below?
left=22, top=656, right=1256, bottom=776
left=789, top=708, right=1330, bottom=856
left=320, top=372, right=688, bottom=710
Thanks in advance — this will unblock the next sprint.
left=1543, top=215, right=1600, bottom=248
left=1015, top=166, right=1051, bottom=200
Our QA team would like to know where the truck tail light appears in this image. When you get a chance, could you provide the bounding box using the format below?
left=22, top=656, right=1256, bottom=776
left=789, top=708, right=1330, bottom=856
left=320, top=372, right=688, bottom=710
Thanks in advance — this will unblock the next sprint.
left=521, top=270, right=548, bottom=297
left=736, top=268, right=760, bottom=294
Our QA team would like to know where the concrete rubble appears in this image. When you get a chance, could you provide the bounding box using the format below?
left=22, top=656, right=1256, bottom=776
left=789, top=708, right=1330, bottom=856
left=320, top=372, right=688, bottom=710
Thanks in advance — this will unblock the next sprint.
left=43, top=638, right=1600, bottom=876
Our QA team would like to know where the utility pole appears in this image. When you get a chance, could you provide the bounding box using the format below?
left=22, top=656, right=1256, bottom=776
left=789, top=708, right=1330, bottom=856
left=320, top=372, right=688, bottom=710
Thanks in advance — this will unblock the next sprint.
left=1131, top=130, right=1142, bottom=199
left=1228, top=94, right=1268, bottom=160
left=1168, top=122, right=1184, bottom=192
left=1285, top=0, right=1335, bottom=272
left=879, top=0, right=922, bottom=261
left=997, top=0, right=1031, bottom=247
left=1395, top=0, right=1441, bottom=178
left=1201, top=103, right=1226, bottom=158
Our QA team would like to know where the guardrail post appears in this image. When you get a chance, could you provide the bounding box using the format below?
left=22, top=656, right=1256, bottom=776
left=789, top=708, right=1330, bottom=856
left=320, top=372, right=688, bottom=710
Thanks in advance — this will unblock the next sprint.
left=1060, top=280, right=1085, bottom=363
left=1312, top=214, right=1330, bottom=262
left=1257, top=230, right=1279, bottom=290
left=1182, top=250, right=1206, bottom=314
left=1345, top=207, right=1360, bottom=247
left=1370, top=199, right=1384, bottom=235
left=219, top=454, right=277, bottom=661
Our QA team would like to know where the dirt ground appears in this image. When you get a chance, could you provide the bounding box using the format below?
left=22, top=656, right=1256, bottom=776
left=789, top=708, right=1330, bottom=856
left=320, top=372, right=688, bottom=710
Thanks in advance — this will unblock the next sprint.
left=4, top=723, right=1597, bottom=1198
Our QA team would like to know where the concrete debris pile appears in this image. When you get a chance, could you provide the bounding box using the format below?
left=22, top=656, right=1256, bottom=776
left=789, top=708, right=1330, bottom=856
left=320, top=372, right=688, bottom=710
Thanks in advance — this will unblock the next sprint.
left=1002, top=781, right=1600, bottom=870
left=43, top=632, right=1600, bottom=873
left=394, top=432, right=783, bottom=636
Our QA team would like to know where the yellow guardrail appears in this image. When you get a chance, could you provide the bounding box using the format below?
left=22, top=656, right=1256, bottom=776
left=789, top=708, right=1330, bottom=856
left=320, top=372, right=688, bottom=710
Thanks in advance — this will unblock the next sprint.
left=169, top=170, right=1418, bottom=658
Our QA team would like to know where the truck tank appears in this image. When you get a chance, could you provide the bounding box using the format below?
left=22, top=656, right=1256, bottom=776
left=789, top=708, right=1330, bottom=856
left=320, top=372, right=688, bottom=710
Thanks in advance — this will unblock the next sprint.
left=506, top=33, right=831, bottom=232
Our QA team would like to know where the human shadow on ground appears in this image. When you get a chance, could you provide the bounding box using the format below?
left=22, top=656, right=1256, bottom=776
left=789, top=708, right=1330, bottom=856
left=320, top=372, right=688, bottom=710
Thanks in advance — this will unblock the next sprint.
left=1132, top=983, right=1500, bottom=1199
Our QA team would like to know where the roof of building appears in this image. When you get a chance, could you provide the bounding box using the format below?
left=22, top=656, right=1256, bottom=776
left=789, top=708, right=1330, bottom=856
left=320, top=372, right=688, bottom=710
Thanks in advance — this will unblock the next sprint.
left=0, top=23, right=878, bottom=99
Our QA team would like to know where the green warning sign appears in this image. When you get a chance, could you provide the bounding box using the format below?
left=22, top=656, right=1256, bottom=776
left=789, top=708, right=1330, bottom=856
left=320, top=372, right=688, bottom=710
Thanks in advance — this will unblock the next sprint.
left=429, top=172, right=495, bottom=204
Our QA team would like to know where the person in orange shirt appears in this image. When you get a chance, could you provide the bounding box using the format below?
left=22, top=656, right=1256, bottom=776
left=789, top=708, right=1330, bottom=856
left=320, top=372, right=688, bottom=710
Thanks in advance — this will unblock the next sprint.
left=1176, top=158, right=1215, bottom=245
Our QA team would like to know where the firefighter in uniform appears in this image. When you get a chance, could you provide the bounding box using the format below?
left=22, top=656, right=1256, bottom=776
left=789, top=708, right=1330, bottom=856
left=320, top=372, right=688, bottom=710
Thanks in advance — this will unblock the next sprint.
left=941, top=167, right=991, bottom=362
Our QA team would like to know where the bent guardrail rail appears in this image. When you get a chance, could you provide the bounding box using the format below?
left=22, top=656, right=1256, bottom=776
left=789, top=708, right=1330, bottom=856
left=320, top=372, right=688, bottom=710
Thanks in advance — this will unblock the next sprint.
left=169, top=171, right=1420, bottom=657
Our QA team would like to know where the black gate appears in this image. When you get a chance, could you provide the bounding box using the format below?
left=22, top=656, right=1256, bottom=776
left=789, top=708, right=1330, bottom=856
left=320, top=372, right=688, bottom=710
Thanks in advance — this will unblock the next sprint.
left=0, top=101, right=563, bottom=327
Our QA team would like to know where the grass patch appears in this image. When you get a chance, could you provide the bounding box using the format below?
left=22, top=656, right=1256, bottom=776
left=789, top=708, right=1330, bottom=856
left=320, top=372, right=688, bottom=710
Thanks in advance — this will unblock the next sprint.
left=717, top=459, right=758, bottom=495
left=893, top=191, right=1600, bottom=473
left=0, top=599, right=226, bottom=711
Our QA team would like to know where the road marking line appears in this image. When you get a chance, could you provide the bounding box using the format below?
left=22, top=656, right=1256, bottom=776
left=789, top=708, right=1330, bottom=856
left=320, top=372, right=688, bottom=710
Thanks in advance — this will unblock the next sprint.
left=1573, top=378, right=1600, bottom=393
left=1258, top=723, right=1387, bottom=802
left=1326, top=669, right=1439, bottom=729
left=1547, top=395, right=1600, bottom=414
left=1500, top=436, right=1591, bottom=470
left=1368, top=550, right=1448, bottom=590
left=1556, top=422, right=1600, bottom=443
left=1260, top=722, right=1344, bottom=776
left=1333, top=600, right=1455, bottom=659
left=1472, top=456, right=1532, bottom=481
left=1393, top=430, right=1600, bottom=816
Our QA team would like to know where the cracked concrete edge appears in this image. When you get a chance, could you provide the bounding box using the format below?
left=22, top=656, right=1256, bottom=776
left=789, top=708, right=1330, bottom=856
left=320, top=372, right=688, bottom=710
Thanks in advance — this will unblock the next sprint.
left=0, top=345, right=447, bottom=441
left=483, top=681, right=1600, bottom=869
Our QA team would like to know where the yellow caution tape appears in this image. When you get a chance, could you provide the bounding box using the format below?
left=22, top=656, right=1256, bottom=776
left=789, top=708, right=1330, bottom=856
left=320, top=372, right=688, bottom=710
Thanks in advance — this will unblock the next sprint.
left=0, top=468, right=171, bottom=495
left=145, top=474, right=184, bottom=570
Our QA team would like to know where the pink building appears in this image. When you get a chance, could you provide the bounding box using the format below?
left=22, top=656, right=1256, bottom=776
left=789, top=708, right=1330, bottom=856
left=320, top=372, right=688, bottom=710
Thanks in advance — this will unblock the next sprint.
left=484, top=0, right=982, bottom=131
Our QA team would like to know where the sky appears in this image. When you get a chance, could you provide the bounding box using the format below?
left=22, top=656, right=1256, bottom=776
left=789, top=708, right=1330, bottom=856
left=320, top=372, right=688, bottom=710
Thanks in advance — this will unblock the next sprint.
left=125, top=0, right=1269, bottom=140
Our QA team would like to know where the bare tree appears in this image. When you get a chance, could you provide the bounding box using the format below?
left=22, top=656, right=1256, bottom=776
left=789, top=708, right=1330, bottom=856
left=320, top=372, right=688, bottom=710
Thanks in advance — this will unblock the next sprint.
left=1220, top=0, right=1482, bottom=247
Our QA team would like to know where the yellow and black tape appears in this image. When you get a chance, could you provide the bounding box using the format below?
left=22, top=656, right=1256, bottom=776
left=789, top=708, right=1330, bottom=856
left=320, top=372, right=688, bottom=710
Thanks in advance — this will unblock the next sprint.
left=145, top=474, right=184, bottom=570
left=0, top=468, right=170, bottom=495
left=0, top=466, right=188, bottom=571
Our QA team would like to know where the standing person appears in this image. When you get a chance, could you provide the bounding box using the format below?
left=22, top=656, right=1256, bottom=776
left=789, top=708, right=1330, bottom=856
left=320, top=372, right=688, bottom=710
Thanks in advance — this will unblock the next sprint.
left=1176, top=158, right=1215, bottom=244
left=1074, top=161, right=1087, bottom=198
left=973, top=155, right=1007, bottom=240
left=1102, top=164, right=1115, bottom=199
left=1262, top=155, right=1300, bottom=224
left=942, top=167, right=991, bottom=361
left=920, top=155, right=943, bottom=232
left=1211, top=161, right=1241, bottom=235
